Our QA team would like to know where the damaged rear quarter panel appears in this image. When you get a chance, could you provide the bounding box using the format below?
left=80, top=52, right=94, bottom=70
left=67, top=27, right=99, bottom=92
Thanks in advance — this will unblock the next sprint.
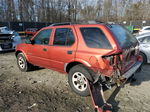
left=74, top=24, right=120, bottom=77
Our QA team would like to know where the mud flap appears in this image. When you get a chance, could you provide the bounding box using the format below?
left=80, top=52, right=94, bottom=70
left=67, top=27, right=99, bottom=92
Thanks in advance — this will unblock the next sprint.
left=88, top=82, right=112, bottom=112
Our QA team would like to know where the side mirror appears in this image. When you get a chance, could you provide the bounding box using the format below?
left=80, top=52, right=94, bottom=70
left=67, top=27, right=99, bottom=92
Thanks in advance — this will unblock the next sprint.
left=31, top=40, right=35, bottom=44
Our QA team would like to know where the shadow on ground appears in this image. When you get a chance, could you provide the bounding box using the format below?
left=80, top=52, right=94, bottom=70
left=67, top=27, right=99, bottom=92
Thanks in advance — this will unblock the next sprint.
left=128, top=64, right=150, bottom=86
left=106, top=87, right=121, bottom=112
left=0, top=50, right=15, bottom=54
left=0, top=80, right=92, bottom=112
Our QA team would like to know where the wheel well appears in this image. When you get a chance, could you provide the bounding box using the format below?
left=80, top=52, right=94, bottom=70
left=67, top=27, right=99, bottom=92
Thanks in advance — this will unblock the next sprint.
left=140, top=51, right=147, bottom=62
left=66, top=62, right=96, bottom=82
left=15, top=51, right=22, bottom=57
left=66, top=62, right=83, bottom=73
left=140, top=51, right=147, bottom=58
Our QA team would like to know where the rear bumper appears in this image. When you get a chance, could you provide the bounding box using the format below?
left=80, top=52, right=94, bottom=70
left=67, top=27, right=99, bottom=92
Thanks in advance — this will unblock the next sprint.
left=122, top=61, right=142, bottom=79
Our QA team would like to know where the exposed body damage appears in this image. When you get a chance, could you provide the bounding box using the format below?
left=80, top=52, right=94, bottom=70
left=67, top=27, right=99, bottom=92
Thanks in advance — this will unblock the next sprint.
left=0, top=33, right=22, bottom=52
left=88, top=50, right=142, bottom=112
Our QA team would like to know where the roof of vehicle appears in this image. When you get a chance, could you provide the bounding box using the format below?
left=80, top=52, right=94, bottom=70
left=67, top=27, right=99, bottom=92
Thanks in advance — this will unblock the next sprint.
left=48, top=21, right=116, bottom=27
left=40, top=22, right=123, bottom=31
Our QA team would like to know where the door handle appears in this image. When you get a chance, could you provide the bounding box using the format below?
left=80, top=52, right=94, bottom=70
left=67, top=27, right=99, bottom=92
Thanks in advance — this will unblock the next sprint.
left=67, top=50, right=73, bottom=54
left=43, top=48, right=47, bottom=51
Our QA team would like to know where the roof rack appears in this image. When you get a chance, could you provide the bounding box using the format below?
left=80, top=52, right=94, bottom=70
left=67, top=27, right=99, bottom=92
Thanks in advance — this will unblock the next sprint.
left=50, top=22, right=72, bottom=26
left=49, top=21, right=110, bottom=27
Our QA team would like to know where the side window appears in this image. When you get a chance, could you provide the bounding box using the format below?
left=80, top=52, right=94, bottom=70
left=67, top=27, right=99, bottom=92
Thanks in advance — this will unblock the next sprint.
left=138, top=38, right=144, bottom=43
left=80, top=27, right=112, bottom=49
left=53, top=28, right=75, bottom=46
left=142, top=36, right=150, bottom=43
left=67, top=29, right=75, bottom=46
left=33, top=29, right=52, bottom=45
left=145, top=28, right=150, bottom=30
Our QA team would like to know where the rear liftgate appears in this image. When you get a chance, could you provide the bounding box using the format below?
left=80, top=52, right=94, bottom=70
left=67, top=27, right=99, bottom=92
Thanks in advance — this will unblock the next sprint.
left=87, top=50, right=142, bottom=112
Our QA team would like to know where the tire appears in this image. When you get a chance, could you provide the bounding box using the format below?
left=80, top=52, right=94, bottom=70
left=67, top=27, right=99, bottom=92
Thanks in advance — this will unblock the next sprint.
left=140, top=52, right=147, bottom=64
left=68, top=64, right=93, bottom=97
left=17, top=53, right=33, bottom=72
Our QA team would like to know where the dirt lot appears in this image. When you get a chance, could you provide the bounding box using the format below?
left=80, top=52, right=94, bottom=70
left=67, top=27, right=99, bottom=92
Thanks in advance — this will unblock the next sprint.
left=0, top=52, right=150, bottom=112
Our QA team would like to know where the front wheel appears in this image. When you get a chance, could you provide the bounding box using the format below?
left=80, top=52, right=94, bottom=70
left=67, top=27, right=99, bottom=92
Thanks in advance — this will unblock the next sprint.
left=68, top=64, right=93, bottom=97
left=17, top=53, right=33, bottom=72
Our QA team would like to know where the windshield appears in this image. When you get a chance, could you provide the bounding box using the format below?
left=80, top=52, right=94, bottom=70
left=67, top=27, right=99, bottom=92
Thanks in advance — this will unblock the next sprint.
left=4, top=27, right=9, bottom=31
left=109, top=25, right=138, bottom=48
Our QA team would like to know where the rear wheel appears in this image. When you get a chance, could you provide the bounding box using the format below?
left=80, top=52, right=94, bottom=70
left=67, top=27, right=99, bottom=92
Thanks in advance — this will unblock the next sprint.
left=140, top=52, right=147, bottom=64
left=68, top=64, right=93, bottom=97
left=17, top=53, right=33, bottom=72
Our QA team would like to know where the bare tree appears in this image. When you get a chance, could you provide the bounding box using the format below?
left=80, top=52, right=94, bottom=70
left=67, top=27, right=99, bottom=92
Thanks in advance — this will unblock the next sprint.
left=1, top=0, right=150, bottom=23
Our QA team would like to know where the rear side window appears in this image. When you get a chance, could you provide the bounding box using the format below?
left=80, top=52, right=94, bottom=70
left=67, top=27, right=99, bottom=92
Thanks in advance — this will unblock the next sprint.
left=53, top=28, right=75, bottom=46
left=80, top=28, right=112, bottom=49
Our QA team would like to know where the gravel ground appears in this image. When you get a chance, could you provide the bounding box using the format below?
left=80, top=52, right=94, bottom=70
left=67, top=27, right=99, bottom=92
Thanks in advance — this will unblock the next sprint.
left=0, top=51, right=150, bottom=112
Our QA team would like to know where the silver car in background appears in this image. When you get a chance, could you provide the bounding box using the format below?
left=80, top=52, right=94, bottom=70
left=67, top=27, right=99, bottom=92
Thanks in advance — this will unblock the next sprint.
left=0, top=26, right=14, bottom=34
left=139, top=26, right=150, bottom=35
left=0, top=27, right=22, bottom=52
left=136, top=33, right=150, bottom=63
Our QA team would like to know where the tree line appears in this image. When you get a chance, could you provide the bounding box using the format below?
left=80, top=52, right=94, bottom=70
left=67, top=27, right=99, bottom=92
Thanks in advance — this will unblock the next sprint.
left=0, top=0, right=150, bottom=23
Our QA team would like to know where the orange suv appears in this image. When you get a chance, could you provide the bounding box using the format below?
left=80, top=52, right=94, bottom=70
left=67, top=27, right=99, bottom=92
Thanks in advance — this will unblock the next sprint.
left=16, top=22, right=142, bottom=96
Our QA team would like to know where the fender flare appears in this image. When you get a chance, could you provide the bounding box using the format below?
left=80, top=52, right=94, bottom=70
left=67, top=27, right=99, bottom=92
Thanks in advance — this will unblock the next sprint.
left=15, top=50, right=29, bottom=61
left=64, top=58, right=92, bottom=73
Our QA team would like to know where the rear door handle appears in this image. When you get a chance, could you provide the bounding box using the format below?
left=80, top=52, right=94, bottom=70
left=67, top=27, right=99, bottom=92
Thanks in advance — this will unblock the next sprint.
left=67, top=50, right=73, bottom=54
left=43, top=48, right=47, bottom=51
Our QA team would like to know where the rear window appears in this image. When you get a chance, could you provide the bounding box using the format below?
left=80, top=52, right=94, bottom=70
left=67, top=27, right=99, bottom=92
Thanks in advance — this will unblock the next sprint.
left=144, top=28, right=150, bottom=30
left=109, top=25, right=138, bottom=48
left=80, top=27, right=112, bottom=49
left=139, top=36, right=150, bottom=43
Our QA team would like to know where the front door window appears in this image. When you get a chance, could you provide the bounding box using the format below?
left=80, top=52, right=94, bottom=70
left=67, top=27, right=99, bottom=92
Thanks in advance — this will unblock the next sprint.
left=33, top=29, right=52, bottom=45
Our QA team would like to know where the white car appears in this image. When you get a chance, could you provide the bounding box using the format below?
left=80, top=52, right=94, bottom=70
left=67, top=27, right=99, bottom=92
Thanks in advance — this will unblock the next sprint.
left=136, top=33, right=150, bottom=63
left=139, top=26, right=150, bottom=35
